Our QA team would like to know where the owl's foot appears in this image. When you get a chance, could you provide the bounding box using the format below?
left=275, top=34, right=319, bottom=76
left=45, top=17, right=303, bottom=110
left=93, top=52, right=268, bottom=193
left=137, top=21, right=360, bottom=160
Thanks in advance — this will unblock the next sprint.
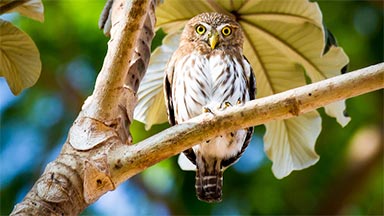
left=237, top=97, right=242, bottom=105
left=219, top=101, right=232, bottom=110
left=202, top=107, right=215, bottom=115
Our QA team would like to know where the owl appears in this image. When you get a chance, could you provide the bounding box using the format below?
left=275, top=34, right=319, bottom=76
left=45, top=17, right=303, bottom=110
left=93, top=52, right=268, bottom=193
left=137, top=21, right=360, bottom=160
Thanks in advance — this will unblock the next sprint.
left=164, top=12, right=256, bottom=203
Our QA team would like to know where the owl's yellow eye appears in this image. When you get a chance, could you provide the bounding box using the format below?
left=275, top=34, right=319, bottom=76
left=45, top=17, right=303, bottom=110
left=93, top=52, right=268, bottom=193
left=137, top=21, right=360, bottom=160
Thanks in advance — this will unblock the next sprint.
left=221, top=26, right=232, bottom=36
left=195, top=25, right=206, bottom=35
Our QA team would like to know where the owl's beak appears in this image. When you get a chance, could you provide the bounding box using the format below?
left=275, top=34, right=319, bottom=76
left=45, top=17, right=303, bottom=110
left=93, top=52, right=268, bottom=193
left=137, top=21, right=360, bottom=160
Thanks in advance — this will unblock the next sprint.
left=209, top=31, right=219, bottom=49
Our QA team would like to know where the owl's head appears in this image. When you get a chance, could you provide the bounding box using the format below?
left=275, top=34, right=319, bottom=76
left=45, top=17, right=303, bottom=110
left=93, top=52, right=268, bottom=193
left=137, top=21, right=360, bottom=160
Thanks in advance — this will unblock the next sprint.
left=181, top=12, right=244, bottom=51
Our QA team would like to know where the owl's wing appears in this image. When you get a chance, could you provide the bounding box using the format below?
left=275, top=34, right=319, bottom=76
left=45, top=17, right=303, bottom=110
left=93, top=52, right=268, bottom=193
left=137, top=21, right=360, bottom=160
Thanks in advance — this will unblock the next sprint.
left=164, top=54, right=197, bottom=171
left=164, top=61, right=176, bottom=126
left=246, top=57, right=257, bottom=100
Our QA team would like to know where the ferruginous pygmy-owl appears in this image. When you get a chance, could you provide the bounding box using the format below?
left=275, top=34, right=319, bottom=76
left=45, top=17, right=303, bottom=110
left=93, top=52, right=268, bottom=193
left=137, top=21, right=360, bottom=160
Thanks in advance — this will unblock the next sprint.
left=164, top=12, right=256, bottom=203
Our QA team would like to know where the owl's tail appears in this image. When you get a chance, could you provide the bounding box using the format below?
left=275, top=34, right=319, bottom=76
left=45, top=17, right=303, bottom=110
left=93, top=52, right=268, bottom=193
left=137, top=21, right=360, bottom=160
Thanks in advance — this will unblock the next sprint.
left=195, top=168, right=223, bottom=203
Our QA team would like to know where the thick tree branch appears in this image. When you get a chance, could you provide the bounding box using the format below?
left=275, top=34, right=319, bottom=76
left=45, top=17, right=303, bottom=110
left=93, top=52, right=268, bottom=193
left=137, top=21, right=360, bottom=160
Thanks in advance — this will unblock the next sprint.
left=108, top=63, right=384, bottom=185
left=11, top=0, right=157, bottom=215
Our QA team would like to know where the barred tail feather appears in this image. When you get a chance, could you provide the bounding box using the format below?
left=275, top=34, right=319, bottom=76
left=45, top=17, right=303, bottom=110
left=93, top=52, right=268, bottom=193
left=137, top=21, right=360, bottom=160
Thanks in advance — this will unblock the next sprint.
left=195, top=168, right=223, bottom=203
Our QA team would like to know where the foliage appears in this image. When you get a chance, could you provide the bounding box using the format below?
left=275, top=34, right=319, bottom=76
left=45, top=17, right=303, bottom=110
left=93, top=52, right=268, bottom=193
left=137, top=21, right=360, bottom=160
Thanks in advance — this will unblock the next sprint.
left=135, top=0, right=350, bottom=179
left=0, top=0, right=382, bottom=215
left=0, top=0, right=44, bottom=95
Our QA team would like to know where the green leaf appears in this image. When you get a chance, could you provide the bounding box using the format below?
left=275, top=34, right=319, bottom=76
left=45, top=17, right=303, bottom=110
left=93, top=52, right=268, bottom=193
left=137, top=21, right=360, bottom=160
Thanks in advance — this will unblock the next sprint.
left=0, top=19, right=41, bottom=95
left=6, top=0, right=44, bottom=22
left=135, top=0, right=350, bottom=178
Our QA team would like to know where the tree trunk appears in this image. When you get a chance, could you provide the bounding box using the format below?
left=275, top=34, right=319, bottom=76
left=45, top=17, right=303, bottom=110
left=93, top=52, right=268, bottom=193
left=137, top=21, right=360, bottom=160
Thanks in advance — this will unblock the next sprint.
left=11, top=0, right=157, bottom=214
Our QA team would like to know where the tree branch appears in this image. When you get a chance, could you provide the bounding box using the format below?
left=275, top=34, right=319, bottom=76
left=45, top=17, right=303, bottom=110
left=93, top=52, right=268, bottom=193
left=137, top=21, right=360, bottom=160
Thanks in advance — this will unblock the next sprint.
left=108, top=63, right=384, bottom=185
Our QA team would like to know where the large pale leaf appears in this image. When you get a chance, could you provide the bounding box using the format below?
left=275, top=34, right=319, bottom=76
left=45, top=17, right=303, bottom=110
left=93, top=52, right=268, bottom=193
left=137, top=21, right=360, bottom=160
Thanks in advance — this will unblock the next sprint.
left=264, top=111, right=321, bottom=179
left=238, top=0, right=322, bottom=27
left=240, top=35, right=322, bottom=178
left=0, top=19, right=41, bottom=95
left=134, top=32, right=181, bottom=129
left=135, top=0, right=350, bottom=178
left=308, top=45, right=351, bottom=126
left=3, top=0, right=44, bottom=22
left=240, top=9, right=349, bottom=126
left=156, top=0, right=214, bottom=32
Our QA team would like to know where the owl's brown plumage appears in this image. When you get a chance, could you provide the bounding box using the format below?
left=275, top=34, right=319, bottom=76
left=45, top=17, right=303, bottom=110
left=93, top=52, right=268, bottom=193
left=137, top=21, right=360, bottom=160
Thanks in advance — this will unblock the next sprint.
left=164, top=12, right=256, bottom=203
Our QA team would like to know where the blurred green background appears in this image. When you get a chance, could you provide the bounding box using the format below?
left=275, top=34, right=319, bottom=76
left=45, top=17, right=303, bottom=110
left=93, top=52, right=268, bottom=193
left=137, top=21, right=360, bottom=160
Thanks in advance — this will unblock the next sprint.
left=1, top=0, right=383, bottom=215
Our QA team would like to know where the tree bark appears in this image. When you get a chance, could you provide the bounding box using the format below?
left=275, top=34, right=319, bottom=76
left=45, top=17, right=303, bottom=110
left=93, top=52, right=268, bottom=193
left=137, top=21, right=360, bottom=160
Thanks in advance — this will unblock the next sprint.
left=10, top=0, right=384, bottom=214
left=11, top=0, right=157, bottom=215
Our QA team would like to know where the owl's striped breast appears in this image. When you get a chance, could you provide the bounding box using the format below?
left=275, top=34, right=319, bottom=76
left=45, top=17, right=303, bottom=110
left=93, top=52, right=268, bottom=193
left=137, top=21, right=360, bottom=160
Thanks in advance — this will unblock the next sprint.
left=172, top=51, right=251, bottom=123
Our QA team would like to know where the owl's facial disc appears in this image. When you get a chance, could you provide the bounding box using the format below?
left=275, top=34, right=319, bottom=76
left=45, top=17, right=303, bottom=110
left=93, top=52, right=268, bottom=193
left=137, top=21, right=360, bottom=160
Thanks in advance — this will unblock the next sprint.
left=208, top=31, right=219, bottom=49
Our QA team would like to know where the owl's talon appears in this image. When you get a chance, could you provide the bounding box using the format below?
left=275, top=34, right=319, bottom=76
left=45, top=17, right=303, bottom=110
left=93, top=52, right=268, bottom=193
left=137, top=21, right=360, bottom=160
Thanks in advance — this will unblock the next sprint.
left=220, top=101, right=232, bottom=109
left=203, top=107, right=214, bottom=115
left=237, top=98, right=242, bottom=105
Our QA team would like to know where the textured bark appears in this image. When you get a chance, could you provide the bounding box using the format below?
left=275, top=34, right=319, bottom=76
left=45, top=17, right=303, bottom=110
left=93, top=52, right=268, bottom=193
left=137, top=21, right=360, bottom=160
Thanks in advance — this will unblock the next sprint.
left=11, top=0, right=157, bottom=215
left=10, top=0, right=384, bottom=214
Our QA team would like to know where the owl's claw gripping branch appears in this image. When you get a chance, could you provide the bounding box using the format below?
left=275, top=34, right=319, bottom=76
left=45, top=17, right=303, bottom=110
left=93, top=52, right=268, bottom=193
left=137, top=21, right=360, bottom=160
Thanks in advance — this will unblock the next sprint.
left=220, top=101, right=233, bottom=109
left=202, top=107, right=215, bottom=115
